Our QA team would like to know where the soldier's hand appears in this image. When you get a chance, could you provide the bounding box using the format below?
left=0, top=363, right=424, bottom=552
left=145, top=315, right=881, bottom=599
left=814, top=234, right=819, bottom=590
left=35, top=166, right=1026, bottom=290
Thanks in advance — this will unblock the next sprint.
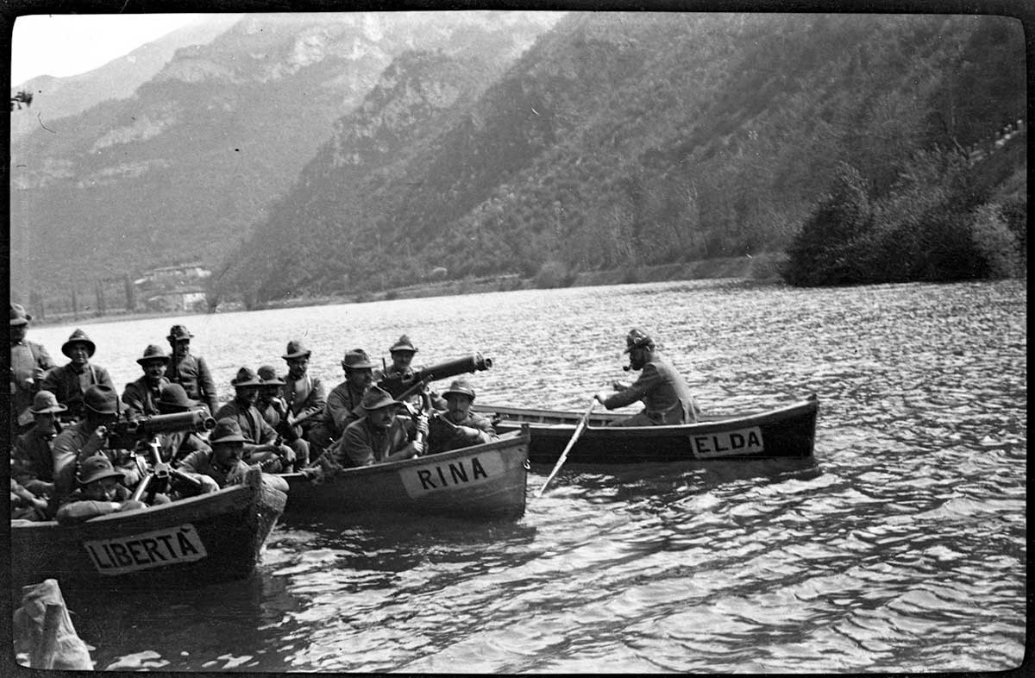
left=456, top=425, right=479, bottom=438
left=82, top=427, right=108, bottom=455
left=611, top=381, right=630, bottom=391
left=594, top=391, right=610, bottom=404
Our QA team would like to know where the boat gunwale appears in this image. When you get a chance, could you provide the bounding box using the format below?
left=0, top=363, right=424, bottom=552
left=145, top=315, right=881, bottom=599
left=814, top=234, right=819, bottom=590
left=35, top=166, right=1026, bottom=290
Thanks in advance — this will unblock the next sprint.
left=279, top=428, right=531, bottom=483
left=481, top=396, right=819, bottom=435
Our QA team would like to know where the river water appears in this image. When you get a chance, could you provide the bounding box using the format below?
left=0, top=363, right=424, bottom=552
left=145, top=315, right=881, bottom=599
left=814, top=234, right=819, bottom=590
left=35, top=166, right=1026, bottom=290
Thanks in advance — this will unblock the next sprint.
left=18, top=278, right=1027, bottom=672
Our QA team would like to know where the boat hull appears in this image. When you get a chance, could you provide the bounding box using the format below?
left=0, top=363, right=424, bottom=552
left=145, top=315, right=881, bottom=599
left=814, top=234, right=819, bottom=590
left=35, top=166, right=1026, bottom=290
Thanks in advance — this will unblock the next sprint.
left=280, top=430, right=530, bottom=520
left=10, top=470, right=286, bottom=590
left=483, top=397, right=818, bottom=464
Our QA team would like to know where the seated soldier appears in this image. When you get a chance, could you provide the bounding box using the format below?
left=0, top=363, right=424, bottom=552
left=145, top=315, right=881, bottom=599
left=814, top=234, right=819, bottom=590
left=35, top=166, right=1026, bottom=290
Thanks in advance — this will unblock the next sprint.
left=426, top=378, right=499, bottom=455
left=41, top=329, right=115, bottom=422
left=154, top=383, right=212, bottom=464
left=121, top=344, right=171, bottom=420
left=374, top=335, right=446, bottom=409
left=318, top=349, right=376, bottom=448
left=178, top=418, right=290, bottom=493
left=215, top=367, right=300, bottom=473
left=12, top=390, right=66, bottom=499
left=594, top=328, right=701, bottom=426
left=50, top=385, right=142, bottom=512
left=256, top=365, right=309, bottom=460
left=336, top=386, right=427, bottom=468
left=54, top=455, right=147, bottom=525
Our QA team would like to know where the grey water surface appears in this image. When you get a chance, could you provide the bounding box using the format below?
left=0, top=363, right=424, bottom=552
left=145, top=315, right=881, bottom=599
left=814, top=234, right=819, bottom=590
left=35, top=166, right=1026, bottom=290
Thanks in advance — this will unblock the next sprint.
left=25, top=278, right=1026, bottom=672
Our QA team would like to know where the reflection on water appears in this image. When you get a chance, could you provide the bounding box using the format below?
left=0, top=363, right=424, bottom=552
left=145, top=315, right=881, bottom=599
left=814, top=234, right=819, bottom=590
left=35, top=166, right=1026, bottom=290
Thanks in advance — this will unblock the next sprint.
left=20, top=279, right=1026, bottom=672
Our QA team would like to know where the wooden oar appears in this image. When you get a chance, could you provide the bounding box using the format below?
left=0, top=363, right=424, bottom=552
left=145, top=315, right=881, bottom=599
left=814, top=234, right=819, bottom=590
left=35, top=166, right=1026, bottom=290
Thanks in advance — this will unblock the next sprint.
left=536, top=399, right=596, bottom=498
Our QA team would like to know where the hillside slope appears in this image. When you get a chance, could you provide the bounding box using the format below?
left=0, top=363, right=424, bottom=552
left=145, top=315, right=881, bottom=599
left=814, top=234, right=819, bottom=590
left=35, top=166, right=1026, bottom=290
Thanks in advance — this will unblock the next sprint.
left=218, top=12, right=1025, bottom=303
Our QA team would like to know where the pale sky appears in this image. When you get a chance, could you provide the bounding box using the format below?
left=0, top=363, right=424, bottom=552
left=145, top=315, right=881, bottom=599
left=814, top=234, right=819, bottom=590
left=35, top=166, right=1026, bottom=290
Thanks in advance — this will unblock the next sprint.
left=11, top=14, right=205, bottom=85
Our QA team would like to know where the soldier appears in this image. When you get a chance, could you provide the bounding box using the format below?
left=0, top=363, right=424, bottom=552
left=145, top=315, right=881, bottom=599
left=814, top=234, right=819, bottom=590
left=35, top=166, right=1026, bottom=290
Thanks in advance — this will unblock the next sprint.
left=41, top=329, right=115, bottom=422
left=10, top=303, right=56, bottom=434
left=319, top=348, right=376, bottom=445
left=278, top=340, right=325, bottom=461
left=374, top=334, right=446, bottom=409
left=11, top=390, right=66, bottom=499
left=256, top=364, right=310, bottom=466
left=426, top=378, right=498, bottom=455
left=154, top=383, right=212, bottom=464
left=178, top=418, right=293, bottom=492
left=121, top=344, right=171, bottom=420
left=54, top=455, right=148, bottom=525
left=166, top=324, right=219, bottom=416
left=338, top=386, right=427, bottom=467
left=50, top=385, right=142, bottom=509
left=594, top=328, right=700, bottom=426
left=214, top=367, right=300, bottom=472
left=375, top=334, right=420, bottom=398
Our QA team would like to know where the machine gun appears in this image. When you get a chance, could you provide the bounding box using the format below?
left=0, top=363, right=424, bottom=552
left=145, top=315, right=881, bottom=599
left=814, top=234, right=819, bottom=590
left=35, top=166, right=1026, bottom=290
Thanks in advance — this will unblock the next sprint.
left=394, top=353, right=493, bottom=403
left=130, top=439, right=206, bottom=504
left=107, top=410, right=216, bottom=451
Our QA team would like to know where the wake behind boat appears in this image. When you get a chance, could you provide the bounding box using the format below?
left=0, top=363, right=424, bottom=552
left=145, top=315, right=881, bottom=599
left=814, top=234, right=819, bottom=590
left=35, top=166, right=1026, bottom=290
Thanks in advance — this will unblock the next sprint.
left=482, top=395, right=818, bottom=464
left=279, top=428, right=530, bottom=520
left=10, top=469, right=286, bottom=590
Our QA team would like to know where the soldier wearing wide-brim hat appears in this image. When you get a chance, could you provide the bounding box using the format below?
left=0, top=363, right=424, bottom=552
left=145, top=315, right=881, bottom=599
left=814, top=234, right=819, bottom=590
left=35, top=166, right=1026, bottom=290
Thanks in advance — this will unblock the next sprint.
left=256, top=364, right=304, bottom=448
left=9, top=304, right=56, bottom=434
left=40, top=330, right=115, bottom=422
left=214, top=368, right=300, bottom=473
left=377, top=335, right=428, bottom=401
left=427, top=378, right=498, bottom=455
left=594, top=327, right=701, bottom=426
left=319, top=349, right=378, bottom=447
left=338, top=385, right=425, bottom=467
left=122, top=345, right=171, bottom=420
left=166, top=324, right=218, bottom=416
left=278, top=341, right=324, bottom=464
left=12, top=390, right=67, bottom=496
left=148, top=383, right=213, bottom=465
left=53, top=455, right=148, bottom=525
left=177, top=418, right=256, bottom=491
left=50, top=384, right=142, bottom=507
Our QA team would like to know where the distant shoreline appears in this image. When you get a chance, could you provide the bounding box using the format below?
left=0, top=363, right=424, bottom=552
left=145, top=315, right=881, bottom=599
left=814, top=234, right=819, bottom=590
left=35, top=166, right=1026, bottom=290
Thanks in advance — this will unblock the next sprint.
left=30, top=253, right=785, bottom=327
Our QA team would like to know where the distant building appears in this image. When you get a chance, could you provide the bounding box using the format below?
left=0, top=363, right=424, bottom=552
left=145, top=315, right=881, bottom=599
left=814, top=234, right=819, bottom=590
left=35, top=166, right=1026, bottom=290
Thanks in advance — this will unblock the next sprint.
left=135, top=263, right=211, bottom=313
left=133, top=263, right=211, bottom=286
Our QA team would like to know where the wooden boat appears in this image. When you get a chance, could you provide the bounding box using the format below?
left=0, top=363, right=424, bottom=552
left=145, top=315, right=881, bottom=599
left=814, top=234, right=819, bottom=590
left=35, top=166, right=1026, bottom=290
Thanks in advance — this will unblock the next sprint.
left=480, top=395, right=819, bottom=464
left=10, top=469, right=286, bottom=590
left=279, top=429, right=530, bottom=520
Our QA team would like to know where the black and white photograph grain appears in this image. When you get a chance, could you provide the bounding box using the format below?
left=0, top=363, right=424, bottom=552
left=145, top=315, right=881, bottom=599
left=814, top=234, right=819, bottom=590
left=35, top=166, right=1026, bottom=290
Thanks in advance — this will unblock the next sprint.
left=4, top=2, right=1028, bottom=673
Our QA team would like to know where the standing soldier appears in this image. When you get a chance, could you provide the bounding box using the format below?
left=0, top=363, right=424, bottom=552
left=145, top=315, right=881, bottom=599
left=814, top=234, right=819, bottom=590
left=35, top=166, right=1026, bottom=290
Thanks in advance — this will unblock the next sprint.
left=166, top=324, right=219, bottom=415
left=10, top=303, right=56, bottom=434
left=279, top=340, right=326, bottom=460
left=41, top=329, right=115, bottom=422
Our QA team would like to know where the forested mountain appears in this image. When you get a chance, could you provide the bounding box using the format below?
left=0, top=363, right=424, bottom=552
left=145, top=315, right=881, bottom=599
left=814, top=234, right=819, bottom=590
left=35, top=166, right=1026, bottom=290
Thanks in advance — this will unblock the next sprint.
left=9, top=12, right=1025, bottom=311
left=215, top=12, right=1025, bottom=304
left=8, top=12, right=561, bottom=304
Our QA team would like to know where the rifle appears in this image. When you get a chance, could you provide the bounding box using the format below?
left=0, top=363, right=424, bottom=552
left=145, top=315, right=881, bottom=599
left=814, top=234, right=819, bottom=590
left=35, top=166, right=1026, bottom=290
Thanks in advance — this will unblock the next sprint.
left=395, top=353, right=493, bottom=403
left=108, top=410, right=216, bottom=451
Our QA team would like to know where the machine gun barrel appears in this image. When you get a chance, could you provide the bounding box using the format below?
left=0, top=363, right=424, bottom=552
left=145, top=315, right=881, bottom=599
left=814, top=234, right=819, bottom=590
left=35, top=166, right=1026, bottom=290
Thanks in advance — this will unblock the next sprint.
left=397, top=353, right=492, bottom=402
left=121, top=411, right=216, bottom=438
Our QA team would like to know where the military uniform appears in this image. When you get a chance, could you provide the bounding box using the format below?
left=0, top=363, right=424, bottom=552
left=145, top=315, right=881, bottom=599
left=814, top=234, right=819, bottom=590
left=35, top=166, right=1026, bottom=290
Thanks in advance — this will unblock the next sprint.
left=121, top=376, right=170, bottom=420
left=427, top=410, right=498, bottom=455
left=41, top=363, right=115, bottom=421
left=601, top=356, right=698, bottom=426
left=167, top=353, right=218, bottom=415
left=10, top=340, right=55, bottom=430
left=340, top=416, right=415, bottom=467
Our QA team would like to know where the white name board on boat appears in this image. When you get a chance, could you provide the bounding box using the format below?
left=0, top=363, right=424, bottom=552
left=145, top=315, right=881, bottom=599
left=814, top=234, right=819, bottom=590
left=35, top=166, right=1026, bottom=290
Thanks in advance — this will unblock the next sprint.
left=84, top=524, right=207, bottom=575
left=401, top=450, right=506, bottom=498
left=690, top=426, right=764, bottom=458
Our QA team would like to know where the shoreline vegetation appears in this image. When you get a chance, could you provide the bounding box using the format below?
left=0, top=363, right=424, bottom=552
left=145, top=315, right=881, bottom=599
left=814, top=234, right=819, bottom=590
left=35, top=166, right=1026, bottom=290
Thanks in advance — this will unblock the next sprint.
left=31, top=252, right=786, bottom=328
